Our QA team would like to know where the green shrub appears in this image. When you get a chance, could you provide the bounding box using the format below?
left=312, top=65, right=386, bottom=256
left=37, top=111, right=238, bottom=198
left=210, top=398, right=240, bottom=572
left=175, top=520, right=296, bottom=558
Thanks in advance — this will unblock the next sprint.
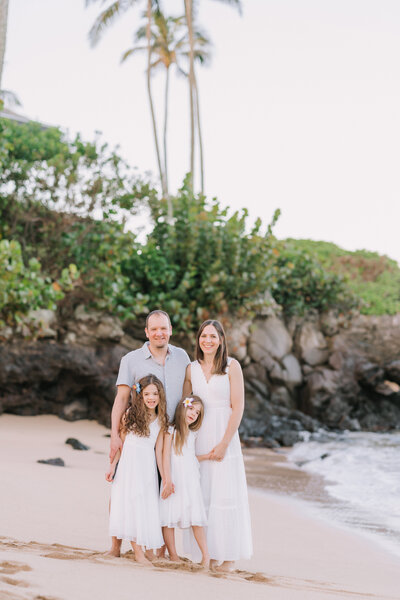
left=283, top=239, right=400, bottom=315
left=270, top=242, right=359, bottom=315
left=0, top=239, right=78, bottom=326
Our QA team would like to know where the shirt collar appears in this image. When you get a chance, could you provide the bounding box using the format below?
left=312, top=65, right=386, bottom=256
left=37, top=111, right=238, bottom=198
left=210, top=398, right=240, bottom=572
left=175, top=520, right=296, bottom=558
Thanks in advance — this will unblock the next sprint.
left=142, top=342, right=172, bottom=359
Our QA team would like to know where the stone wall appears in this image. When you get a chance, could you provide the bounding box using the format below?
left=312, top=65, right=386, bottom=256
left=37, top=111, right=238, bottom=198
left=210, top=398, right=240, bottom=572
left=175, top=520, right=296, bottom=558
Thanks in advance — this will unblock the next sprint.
left=1, top=306, right=400, bottom=446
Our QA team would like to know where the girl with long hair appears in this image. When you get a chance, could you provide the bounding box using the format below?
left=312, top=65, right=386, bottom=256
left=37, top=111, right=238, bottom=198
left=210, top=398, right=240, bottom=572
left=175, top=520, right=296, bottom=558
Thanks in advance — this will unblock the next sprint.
left=160, top=395, right=210, bottom=567
left=106, top=374, right=168, bottom=565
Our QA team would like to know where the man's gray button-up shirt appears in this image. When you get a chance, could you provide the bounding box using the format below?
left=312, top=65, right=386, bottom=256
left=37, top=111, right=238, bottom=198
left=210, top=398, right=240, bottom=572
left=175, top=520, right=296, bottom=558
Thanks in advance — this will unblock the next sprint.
left=116, top=342, right=190, bottom=420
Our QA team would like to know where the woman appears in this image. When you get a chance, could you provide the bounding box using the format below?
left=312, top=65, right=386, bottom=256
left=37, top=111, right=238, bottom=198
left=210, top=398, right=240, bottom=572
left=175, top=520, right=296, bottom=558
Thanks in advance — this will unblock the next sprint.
left=183, top=319, right=253, bottom=571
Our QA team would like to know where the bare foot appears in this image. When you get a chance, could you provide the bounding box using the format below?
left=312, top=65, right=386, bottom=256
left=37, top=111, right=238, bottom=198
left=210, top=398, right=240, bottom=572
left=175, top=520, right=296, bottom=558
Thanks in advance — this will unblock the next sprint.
left=135, top=554, right=153, bottom=566
left=168, top=553, right=181, bottom=562
left=215, top=560, right=234, bottom=573
left=200, top=555, right=210, bottom=569
left=145, top=550, right=156, bottom=561
left=209, top=559, right=219, bottom=571
left=106, top=548, right=121, bottom=557
left=156, top=544, right=166, bottom=559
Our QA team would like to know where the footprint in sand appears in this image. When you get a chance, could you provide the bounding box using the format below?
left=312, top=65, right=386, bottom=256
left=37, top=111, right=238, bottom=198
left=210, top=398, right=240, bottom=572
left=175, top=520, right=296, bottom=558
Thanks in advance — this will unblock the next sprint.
left=0, top=575, right=29, bottom=587
left=0, top=561, right=32, bottom=575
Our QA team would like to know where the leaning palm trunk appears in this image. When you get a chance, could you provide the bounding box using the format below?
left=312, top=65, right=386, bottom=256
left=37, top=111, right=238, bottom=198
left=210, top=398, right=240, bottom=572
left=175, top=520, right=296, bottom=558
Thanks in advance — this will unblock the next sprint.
left=0, top=0, right=9, bottom=91
left=146, top=0, right=166, bottom=196
left=163, top=66, right=170, bottom=197
left=184, top=0, right=196, bottom=190
left=193, top=74, right=204, bottom=194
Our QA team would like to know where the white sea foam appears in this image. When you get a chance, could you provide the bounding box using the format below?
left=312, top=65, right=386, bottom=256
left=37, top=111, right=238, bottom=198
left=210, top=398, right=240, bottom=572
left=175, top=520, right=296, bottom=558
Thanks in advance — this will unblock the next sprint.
left=288, top=431, right=400, bottom=556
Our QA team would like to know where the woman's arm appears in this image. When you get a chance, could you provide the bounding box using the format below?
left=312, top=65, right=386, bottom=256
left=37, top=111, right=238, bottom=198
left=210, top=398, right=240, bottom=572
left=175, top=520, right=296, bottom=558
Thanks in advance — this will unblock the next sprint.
left=182, top=363, right=192, bottom=398
left=161, top=432, right=174, bottom=499
left=209, top=359, right=245, bottom=462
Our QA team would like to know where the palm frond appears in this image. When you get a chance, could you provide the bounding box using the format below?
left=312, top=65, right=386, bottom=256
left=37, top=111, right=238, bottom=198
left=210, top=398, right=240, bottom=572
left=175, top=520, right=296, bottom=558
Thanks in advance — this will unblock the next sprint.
left=120, top=45, right=147, bottom=63
left=212, top=0, right=242, bottom=15
left=88, top=0, right=138, bottom=47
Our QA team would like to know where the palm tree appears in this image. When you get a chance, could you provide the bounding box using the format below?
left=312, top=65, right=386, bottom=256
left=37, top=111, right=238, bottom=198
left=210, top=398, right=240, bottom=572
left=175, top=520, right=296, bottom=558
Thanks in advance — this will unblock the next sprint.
left=0, top=0, right=9, bottom=92
left=123, top=11, right=204, bottom=200
left=183, top=0, right=241, bottom=192
left=86, top=0, right=166, bottom=196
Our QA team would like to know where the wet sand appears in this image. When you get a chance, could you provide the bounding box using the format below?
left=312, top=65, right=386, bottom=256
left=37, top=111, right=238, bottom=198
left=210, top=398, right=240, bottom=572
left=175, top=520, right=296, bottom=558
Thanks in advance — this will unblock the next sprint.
left=0, top=414, right=399, bottom=600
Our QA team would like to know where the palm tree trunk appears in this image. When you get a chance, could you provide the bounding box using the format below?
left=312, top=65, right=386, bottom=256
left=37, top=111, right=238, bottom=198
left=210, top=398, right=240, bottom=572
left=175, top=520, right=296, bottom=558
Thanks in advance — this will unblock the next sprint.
left=0, top=0, right=9, bottom=92
left=163, top=67, right=169, bottom=197
left=184, top=0, right=195, bottom=191
left=194, top=75, right=204, bottom=195
left=146, top=0, right=166, bottom=196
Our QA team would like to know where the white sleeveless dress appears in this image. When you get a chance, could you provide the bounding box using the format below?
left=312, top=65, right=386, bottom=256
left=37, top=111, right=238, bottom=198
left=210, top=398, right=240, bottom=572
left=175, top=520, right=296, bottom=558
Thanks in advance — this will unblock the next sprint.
left=188, top=359, right=253, bottom=562
left=159, top=428, right=207, bottom=529
left=109, top=418, right=164, bottom=550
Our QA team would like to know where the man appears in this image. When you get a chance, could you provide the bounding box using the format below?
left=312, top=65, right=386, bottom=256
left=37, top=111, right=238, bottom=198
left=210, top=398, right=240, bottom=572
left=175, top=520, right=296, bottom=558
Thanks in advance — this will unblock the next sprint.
left=109, top=309, right=190, bottom=462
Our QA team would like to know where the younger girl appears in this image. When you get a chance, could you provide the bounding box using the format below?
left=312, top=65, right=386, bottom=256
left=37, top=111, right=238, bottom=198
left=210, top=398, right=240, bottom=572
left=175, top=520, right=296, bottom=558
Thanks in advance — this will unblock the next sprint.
left=160, top=396, right=210, bottom=567
left=106, top=374, right=168, bottom=565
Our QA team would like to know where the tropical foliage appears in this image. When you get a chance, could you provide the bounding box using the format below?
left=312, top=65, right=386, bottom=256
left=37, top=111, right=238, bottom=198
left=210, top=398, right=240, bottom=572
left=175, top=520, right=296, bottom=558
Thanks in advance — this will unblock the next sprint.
left=283, top=239, right=400, bottom=315
left=1, top=120, right=398, bottom=337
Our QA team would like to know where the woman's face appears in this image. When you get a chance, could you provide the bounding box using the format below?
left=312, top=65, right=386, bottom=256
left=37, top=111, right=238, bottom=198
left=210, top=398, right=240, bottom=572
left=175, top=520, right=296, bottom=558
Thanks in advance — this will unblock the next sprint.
left=199, top=324, right=221, bottom=356
left=142, top=383, right=160, bottom=411
left=186, top=403, right=201, bottom=425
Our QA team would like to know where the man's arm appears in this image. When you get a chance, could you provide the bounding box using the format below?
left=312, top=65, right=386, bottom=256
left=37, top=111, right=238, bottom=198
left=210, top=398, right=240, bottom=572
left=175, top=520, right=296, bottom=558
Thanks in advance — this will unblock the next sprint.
left=109, top=385, right=131, bottom=462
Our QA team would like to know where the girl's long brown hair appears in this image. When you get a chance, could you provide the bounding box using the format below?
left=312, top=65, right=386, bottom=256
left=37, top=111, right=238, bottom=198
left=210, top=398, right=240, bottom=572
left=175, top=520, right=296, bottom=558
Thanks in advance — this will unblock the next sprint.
left=195, top=319, right=228, bottom=375
left=123, top=374, right=169, bottom=436
left=172, top=396, right=204, bottom=455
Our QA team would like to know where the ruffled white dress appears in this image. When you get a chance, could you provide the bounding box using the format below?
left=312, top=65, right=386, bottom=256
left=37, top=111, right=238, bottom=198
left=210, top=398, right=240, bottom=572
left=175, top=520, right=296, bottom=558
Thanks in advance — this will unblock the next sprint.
left=109, top=418, right=164, bottom=550
left=160, top=428, right=207, bottom=529
left=187, top=359, right=253, bottom=562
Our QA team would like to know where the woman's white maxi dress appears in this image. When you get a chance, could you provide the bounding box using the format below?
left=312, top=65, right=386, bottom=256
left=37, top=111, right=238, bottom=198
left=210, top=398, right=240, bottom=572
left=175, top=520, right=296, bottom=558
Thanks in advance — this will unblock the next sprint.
left=188, top=359, right=253, bottom=562
left=109, top=418, right=164, bottom=551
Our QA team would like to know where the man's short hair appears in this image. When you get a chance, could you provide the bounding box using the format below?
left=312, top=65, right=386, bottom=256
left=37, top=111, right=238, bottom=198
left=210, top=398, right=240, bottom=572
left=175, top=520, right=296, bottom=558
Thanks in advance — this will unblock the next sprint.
left=145, top=310, right=172, bottom=328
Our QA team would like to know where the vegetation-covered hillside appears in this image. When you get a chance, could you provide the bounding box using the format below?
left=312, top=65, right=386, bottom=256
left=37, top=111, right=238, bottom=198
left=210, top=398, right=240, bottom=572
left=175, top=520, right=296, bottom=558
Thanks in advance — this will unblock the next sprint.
left=282, top=239, right=400, bottom=316
left=0, top=117, right=399, bottom=335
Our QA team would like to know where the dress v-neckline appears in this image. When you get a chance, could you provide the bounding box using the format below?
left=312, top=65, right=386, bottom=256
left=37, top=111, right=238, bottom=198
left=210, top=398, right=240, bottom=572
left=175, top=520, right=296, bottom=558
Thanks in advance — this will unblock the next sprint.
left=197, top=360, right=215, bottom=384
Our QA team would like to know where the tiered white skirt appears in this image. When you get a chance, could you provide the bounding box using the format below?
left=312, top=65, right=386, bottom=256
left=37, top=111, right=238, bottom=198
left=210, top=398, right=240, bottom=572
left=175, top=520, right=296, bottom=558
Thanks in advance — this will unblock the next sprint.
left=186, top=405, right=253, bottom=561
left=109, top=433, right=164, bottom=551
left=160, top=451, right=207, bottom=529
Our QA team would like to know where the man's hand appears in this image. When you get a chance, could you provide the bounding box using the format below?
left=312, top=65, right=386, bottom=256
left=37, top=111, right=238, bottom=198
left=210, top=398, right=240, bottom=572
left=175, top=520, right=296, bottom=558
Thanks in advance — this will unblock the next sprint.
left=109, top=433, right=122, bottom=463
left=105, top=466, right=115, bottom=482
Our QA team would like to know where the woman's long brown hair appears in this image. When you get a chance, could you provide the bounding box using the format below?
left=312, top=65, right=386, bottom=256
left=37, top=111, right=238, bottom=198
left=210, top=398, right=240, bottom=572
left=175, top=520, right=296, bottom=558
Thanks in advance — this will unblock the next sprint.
left=195, top=319, right=228, bottom=375
left=172, top=396, right=204, bottom=455
left=123, top=374, right=169, bottom=436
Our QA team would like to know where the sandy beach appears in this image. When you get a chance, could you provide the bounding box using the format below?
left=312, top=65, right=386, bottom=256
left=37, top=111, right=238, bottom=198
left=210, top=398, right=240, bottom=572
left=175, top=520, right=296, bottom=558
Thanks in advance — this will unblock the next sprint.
left=0, top=414, right=399, bottom=600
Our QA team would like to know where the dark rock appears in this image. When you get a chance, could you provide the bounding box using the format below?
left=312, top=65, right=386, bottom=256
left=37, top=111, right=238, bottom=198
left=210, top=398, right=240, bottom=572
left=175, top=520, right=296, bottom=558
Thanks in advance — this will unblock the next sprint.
left=262, top=436, right=280, bottom=449
left=279, top=430, right=301, bottom=447
left=37, top=458, right=65, bottom=467
left=65, top=438, right=90, bottom=451
left=270, top=386, right=294, bottom=409
left=320, top=453, right=330, bottom=460
left=356, top=361, right=385, bottom=387
left=386, top=360, right=400, bottom=384
left=62, top=400, right=88, bottom=421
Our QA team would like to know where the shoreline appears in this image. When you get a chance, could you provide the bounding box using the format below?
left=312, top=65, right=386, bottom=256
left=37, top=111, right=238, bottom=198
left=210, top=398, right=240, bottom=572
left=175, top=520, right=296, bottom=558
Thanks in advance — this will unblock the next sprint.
left=1, top=414, right=399, bottom=600
left=243, top=445, right=400, bottom=562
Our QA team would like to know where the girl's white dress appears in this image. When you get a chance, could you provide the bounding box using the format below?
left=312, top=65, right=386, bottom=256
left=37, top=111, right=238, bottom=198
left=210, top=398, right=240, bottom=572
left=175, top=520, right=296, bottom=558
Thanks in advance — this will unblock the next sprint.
left=109, top=418, right=164, bottom=550
left=187, top=359, right=253, bottom=562
left=160, top=428, right=207, bottom=529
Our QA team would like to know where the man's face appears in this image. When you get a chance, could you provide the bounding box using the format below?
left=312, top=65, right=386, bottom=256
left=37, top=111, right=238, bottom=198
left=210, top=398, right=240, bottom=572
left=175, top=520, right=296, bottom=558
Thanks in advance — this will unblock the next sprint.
left=145, top=314, right=172, bottom=349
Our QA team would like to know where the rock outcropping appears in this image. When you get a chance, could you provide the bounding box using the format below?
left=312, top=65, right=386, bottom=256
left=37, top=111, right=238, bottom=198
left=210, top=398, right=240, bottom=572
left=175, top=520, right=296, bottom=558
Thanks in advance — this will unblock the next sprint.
left=1, top=306, right=400, bottom=446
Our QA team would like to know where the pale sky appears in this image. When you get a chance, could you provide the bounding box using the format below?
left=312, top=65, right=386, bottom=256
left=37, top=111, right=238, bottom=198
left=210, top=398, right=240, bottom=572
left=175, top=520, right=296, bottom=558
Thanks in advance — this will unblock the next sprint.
left=3, top=0, right=400, bottom=264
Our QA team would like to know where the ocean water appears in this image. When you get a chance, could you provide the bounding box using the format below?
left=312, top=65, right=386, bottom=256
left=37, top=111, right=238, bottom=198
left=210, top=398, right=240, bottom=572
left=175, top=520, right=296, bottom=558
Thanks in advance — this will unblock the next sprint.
left=287, top=431, right=400, bottom=558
